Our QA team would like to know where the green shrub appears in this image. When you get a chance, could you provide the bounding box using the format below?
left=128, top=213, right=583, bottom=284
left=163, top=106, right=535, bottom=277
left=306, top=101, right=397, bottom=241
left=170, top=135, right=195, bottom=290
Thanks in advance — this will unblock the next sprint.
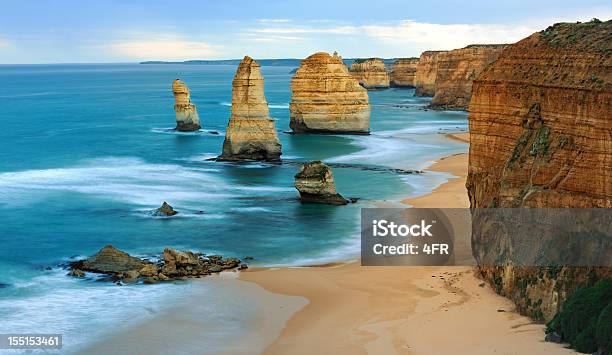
left=547, top=279, right=612, bottom=353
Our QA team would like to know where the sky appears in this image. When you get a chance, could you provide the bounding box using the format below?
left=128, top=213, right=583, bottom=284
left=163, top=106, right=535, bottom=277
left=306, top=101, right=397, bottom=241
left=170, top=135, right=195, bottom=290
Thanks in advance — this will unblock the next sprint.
left=0, top=0, right=610, bottom=64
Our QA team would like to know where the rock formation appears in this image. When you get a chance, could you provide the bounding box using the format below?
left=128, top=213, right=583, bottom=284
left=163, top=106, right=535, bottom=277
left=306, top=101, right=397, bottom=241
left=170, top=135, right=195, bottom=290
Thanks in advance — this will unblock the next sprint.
left=294, top=161, right=348, bottom=205
left=414, top=51, right=446, bottom=96
left=349, top=58, right=390, bottom=89
left=172, top=79, right=201, bottom=131
left=390, top=58, right=419, bottom=87
left=219, top=56, right=282, bottom=161
left=69, top=245, right=244, bottom=284
left=153, top=202, right=177, bottom=216
left=430, top=44, right=507, bottom=110
left=290, top=52, right=370, bottom=134
left=466, top=20, right=612, bottom=322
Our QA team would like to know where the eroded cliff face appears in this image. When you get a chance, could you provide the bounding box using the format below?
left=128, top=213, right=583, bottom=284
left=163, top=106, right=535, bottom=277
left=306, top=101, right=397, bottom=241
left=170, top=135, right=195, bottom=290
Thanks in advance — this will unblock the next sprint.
left=390, top=58, right=419, bottom=87
left=294, top=161, right=348, bottom=205
left=220, top=56, right=282, bottom=161
left=172, top=79, right=201, bottom=131
left=349, top=58, right=390, bottom=89
left=290, top=52, right=370, bottom=134
left=414, top=51, right=446, bottom=96
left=430, top=45, right=506, bottom=110
left=466, top=21, right=612, bottom=321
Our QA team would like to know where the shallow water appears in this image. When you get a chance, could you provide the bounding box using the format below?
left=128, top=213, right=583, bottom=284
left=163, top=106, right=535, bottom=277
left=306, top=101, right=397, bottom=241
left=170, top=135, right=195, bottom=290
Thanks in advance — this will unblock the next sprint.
left=0, top=63, right=467, bottom=352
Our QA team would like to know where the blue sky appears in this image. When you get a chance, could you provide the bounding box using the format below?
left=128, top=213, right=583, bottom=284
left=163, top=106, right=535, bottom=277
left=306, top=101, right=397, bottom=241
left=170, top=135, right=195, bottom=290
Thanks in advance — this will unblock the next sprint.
left=0, top=0, right=610, bottom=63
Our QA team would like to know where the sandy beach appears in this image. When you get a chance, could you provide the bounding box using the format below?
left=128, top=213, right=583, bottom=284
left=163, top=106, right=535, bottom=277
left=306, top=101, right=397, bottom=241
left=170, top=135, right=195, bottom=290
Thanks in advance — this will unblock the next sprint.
left=239, top=132, right=574, bottom=354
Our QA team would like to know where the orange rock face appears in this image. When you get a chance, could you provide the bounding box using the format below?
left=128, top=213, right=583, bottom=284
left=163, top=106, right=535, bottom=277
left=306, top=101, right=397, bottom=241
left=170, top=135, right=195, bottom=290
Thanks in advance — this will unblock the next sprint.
left=390, top=58, right=419, bottom=87
left=414, top=51, right=446, bottom=96
left=349, top=58, right=390, bottom=89
left=430, top=45, right=506, bottom=110
left=172, top=79, right=201, bottom=131
left=466, top=20, right=612, bottom=321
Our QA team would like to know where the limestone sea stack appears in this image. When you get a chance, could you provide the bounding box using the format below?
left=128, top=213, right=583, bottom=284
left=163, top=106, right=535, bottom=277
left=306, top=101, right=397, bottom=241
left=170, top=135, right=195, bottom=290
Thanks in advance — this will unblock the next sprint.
left=290, top=52, right=370, bottom=134
left=172, top=79, right=201, bottom=131
left=349, top=58, right=390, bottom=89
left=414, top=50, right=447, bottom=96
left=429, top=44, right=507, bottom=110
left=219, top=56, right=282, bottom=161
left=390, top=58, right=419, bottom=87
left=294, top=161, right=348, bottom=205
left=467, top=20, right=611, bottom=321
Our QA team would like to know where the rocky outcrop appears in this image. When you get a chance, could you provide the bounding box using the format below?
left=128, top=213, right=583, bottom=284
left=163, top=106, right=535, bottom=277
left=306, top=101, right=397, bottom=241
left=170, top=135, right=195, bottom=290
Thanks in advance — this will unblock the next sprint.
left=173, top=79, right=201, bottom=131
left=69, top=245, right=245, bottom=284
left=414, top=51, right=446, bottom=96
left=290, top=52, right=370, bottom=134
left=430, top=44, right=507, bottom=110
left=294, top=161, right=348, bottom=205
left=219, top=56, right=282, bottom=161
left=466, top=20, right=612, bottom=322
left=390, top=58, right=419, bottom=87
left=153, top=202, right=177, bottom=216
left=349, top=58, right=390, bottom=89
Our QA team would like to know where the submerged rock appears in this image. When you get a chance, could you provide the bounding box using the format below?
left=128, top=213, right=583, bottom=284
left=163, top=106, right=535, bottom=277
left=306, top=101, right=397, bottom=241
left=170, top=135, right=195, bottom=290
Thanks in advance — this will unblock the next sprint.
left=154, top=202, right=177, bottom=216
left=219, top=56, right=282, bottom=161
left=290, top=52, right=370, bottom=134
left=173, top=79, right=201, bottom=131
left=294, top=161, right=349, bottom=205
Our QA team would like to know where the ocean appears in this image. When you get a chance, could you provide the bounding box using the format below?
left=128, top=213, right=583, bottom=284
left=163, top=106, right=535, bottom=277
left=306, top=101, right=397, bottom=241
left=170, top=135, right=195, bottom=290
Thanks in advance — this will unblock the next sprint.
left=0, top=63, right=467, bottom=352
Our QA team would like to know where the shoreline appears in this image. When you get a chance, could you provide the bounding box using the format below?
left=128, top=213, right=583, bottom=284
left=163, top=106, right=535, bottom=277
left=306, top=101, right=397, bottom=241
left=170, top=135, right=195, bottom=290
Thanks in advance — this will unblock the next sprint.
left=238, top=132, right=574, bottom=354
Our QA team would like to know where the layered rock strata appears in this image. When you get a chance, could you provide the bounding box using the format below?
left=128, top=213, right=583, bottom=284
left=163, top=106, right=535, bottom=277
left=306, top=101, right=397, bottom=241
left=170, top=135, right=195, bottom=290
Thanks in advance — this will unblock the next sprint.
left=294, top=161, right=348, bottom=205
left=466, top=20, right=612, bottom=321
left=390, top=58, right=419, bottom=87
left=219, top=56, right=282, bottom=161
left=430, top=44, right=507, bottom=110
left=349, top=58, right=390, bottom=89
left=172, top=79, right=201, bottom=131
left=414, top=51, right=446, bottom=96
left=290, top=52, right=370, bottom=134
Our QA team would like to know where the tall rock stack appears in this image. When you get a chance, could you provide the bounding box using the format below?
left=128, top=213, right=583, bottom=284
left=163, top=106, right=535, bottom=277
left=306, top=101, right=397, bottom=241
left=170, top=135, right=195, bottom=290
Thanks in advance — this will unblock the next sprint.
left=429, top=44, right=507, bottom=110
left=172, top=79, right=201, bottom=131
left=349, top=58, right=390, bottom=89
left=219, top=56, right=282, bottom=161
left=414, top=50, right=446, bottom=96
left=390, top=58, right=419, bottom=87
left=466, top=21, right=611, bottom=322
left=290, top=52, right=370, bottom=134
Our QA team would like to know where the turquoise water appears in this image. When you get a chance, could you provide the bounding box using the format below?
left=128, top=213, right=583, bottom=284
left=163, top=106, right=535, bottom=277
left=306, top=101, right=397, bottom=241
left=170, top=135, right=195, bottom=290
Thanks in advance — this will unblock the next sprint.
left=0, top=63, right=467, bottom=352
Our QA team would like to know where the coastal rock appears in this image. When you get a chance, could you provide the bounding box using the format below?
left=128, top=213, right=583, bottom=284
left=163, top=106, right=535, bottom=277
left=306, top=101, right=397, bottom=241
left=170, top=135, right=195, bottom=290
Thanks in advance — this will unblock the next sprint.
left=219, top=56, right=282, bottom=161
left=153, top=202, right=177, bottom=216
left=430, top=44, right=507, bottom=110
left=390, top=58, right=419, bottom=87
left=173, top=79, right=201, bottom=131
left=78, top=245, right=146, bottom=274
left=294, top=161, right=348, bottom=205
left=67, top=269, right=85, bottom=277
left=290, top=52, right=370, bottom=134
left=466, top=20, right=612, bottom=321
left=349, top=58, right=390, bottom=89
left=414, top=50, right=447, bottom=96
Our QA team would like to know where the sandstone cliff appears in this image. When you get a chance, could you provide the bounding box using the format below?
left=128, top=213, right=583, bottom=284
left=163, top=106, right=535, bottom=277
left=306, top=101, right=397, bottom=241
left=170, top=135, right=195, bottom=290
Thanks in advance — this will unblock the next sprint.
left=290, top=52, right=370, bottom=134
left=172, top=79, right=201, bottom=131
left=294, top=161, right=348, bottom=205
left=430, top=44, right=507, bottom=110
left=414, top=51, right=446, bottom=96
left=390, top=58, right=419, bottom=87
left=349, top=58, right=390, bottom=89
left=466, top=20, right=612, bottom=321
left=219, top=56, right=282, bottom=161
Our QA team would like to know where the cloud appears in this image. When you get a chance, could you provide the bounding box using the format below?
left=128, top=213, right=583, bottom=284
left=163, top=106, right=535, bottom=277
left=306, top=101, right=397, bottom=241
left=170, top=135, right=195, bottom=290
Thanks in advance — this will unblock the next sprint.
left=252, top=26, right=358, bottom=35
left=0, top=38, right=9, bottom=48
left=106, top=37, right=221, bottom=60
left=360, top=20, right=538, bottom=49
left=257, top=19, right=292, bottom=23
